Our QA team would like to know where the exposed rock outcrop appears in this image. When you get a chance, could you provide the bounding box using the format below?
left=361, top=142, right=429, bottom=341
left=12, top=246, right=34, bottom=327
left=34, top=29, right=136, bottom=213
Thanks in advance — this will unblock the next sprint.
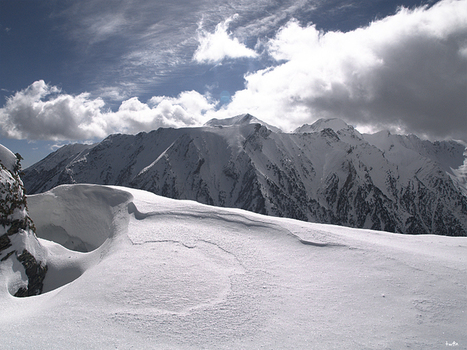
left=0, top=145, right=47, bottom=297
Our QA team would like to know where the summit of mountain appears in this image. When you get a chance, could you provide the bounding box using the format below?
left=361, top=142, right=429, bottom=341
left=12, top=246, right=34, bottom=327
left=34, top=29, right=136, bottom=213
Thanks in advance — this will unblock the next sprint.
left=205, top=113, right=282, bottom=133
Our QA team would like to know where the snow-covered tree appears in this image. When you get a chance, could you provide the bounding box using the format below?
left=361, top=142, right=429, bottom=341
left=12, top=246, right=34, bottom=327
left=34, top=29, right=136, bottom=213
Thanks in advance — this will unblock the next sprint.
left=0, top=145, right=47, bottom=297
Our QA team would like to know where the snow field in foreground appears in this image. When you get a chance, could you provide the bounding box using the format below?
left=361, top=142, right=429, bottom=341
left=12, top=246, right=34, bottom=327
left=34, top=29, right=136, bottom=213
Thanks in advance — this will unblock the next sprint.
left=0, top=184, right=466, bottom=349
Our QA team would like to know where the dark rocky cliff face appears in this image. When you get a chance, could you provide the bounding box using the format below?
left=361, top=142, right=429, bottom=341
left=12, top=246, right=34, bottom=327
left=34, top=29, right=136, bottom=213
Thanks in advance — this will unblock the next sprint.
left=0, top=152, right=47, bottom=297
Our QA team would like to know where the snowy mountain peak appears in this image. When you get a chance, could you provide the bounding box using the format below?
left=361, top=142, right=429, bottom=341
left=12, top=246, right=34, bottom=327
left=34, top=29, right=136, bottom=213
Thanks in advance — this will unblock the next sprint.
left=205, top=113, right=258, bottom=126
left=205, top=113, right=281, bottom=132
left=294, top=118, right=353, bottom=134
left=295, top=118, right=363, bottom=144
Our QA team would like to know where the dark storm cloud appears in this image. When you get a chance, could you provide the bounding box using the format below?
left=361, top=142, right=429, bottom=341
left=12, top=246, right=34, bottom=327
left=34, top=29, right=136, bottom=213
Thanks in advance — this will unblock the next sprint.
left=309, top=3, right=467, bottom=139
left=224, top=0, right=467, bottom=140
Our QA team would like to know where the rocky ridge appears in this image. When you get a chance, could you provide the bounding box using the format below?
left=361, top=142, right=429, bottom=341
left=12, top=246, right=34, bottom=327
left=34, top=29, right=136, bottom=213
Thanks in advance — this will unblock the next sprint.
left=22, top=115, right=467, bottom=236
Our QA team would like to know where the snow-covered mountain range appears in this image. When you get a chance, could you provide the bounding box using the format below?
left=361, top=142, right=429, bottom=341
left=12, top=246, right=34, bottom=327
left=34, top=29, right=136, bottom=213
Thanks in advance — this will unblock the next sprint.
left=23, top=115, right=467, bottom=236
left=1, top=144, right=467, bottom=348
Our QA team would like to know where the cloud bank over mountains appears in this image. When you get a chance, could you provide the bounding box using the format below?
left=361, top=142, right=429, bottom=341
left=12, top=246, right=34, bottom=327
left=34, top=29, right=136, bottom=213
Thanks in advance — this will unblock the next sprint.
left=1, top=0, right=466, bottom=141
left=0, top=81, right=215, bottom=140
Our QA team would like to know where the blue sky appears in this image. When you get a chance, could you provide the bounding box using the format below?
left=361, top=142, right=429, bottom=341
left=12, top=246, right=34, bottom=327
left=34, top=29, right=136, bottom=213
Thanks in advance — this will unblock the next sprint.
left=1, top=0, right=466, bottom=167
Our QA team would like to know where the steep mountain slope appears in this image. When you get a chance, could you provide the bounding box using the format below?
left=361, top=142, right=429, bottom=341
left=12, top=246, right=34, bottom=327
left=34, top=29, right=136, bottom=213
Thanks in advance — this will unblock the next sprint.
left=22, top=115, right=467, bottom=235
left=364, top=130, right=467, bottom=194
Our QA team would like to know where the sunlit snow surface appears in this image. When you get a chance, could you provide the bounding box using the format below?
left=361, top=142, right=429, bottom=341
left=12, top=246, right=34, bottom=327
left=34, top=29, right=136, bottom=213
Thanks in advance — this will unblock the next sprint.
left=0, top=144, right=17, bottom=173
left=1, top=184, right=466, bottom=349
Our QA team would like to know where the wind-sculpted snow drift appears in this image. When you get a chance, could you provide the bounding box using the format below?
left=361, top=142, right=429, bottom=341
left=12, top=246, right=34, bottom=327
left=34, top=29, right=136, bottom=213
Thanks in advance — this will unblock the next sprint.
left=23, top=115, right=467, bottom=236
left=28, top=185, right=132, bottom=252
left=0, top=182, right=466, bottom=348
left=26, top=184, right=133, bottom=293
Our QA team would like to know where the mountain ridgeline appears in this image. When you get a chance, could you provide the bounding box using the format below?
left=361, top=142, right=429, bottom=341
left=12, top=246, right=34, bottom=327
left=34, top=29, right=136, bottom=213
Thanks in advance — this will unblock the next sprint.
left=23, top=114, right=467, bottom=236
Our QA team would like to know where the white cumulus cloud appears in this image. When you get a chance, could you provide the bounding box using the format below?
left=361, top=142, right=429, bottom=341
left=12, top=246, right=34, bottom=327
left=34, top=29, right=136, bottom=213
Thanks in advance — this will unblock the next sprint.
left=0, top=81, right=106, bottom=140
left=0, top=81, right=217, bottom=140
left=193, top=14, right=258, bottom=64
